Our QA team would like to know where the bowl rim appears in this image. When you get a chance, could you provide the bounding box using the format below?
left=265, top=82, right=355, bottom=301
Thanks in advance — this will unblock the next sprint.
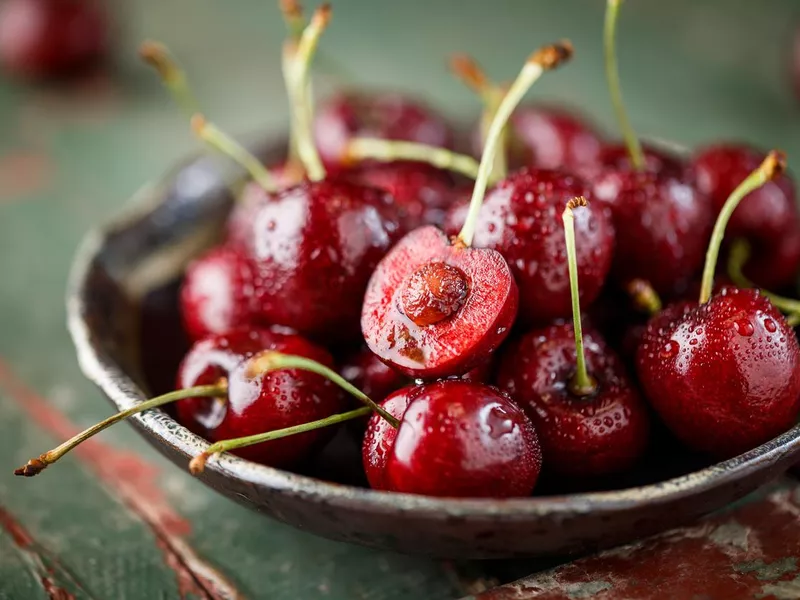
left=66, top=157, right=800, bottom=520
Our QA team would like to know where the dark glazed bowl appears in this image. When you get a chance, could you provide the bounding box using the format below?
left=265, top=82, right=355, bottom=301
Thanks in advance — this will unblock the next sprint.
left=67, top=140, right=800, bottom=560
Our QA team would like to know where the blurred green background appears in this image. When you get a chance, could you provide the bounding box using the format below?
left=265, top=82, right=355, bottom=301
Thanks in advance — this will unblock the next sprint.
left=0, top=1, right=799, bottom=599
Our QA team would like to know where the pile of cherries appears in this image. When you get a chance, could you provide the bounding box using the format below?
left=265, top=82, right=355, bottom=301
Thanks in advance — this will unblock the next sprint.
left=16, top=1, right=800, bottom=501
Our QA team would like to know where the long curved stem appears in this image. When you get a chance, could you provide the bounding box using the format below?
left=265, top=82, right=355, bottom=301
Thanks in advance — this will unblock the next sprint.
left=15, top=384, right=227, bottom=477
left=246, top=351, right=399, bottom=428
left=699, top=151, right=786, bottom=304
left=604, top=0, right=644, bottom=171
left=563, top=197, right=596, bottom=397
left=346, top=139, right=482, bottom=180
left=457, top=41, right=573, bottom=247
left=189, top=406, right=371, bottom=474
left=139, top=40, right=200, bottom=117
left=728, top=238, right=800, bottom=315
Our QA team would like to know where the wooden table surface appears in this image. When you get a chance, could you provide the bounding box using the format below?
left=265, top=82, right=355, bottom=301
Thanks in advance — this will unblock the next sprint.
left=1, top=1, right=800, bottom=598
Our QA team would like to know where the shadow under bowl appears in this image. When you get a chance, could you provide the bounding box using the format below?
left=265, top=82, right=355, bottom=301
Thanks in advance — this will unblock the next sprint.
left=67, top=141, right=800, bottom=560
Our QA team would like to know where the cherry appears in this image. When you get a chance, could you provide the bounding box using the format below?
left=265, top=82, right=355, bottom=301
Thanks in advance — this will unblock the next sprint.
left=340, top=346, right=407, bottom=403
left=691, top=143, right=800, bottom=290
left=637, top=151, right=800, bottom=458
left=362, top=380, right=542, bottom=497
left=179, top=245, right=255, bottom=342
left=0, top=0, right=108, bottom=80
left=362, top=43, right=574, bottom=377
left=496, top=198, right=649, bottom=477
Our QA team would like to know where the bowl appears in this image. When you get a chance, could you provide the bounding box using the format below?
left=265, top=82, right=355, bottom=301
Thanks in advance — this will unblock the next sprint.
left=67, top=140, right=800, bottom=559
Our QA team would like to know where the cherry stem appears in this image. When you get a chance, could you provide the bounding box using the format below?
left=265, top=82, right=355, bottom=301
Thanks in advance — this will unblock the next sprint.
left=246, top=351, right=399, bottom=428
left=189, top=406, right=370, bottom=474
left=345, top=139, right=482, bottom=180
left=280, top=0, right=307, bottom=167
left=728, top=238, right=800, bottom=316
left=14, top=383, right=227, bottom=478
left=457, top=41, right=573, bottom=247
left=285, top=4, right=330, bottom=181
left=139, top=40, right=200, bottom=118
left=450, top=54, right=507, bottom=179
left=280, top=0, right=306, bottom=40
left=190, top=114, right=276, bottom=192
left=563, top=197, right=597, bottom=397
left=604, top=0, right=645, bottom=172
left=699, top=150, right=786, bottom=305
left=626, top=279, right=662, bottom=315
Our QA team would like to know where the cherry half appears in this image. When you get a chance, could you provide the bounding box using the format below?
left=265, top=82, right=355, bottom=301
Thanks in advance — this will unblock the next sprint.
left=362, top=380, right=542, bottom=497
left=496, top=198, right=649, bottom=477
left=637, top=152, right=800, bottom=458
left=362, top=43, right=574, bottom=377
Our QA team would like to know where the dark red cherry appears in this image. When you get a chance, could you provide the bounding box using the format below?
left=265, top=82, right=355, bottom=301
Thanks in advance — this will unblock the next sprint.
left=444, top=168, right=614, bottom=324
left=691, top=144, right=800, bottom=289
left=176, top=327, right=345, bottom=466
left=340, top=346, right=407, bottom=403
left=179, top=245, right=255, bottom=342
left=637, top=287, right=800, bottom=458
left=361, top=225, right=517, bottom=378
left=0, top=0, right=108, bottom=79
left=314, top=92, right=453, bottom=169
left=496, top=323, right=649, bottom=477
left=362, top=381, right=542, bottom=497
left=249, top=177, right=401, bottom=342
left=588, top=143, right=683, bottom=178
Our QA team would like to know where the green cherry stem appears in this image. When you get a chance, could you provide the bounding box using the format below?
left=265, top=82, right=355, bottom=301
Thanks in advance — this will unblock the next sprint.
left=699, top=150, right=786, bottom=305
left=626, top=278, right=662, bottom=316
left=285, top=4, right=330, bottom=181
left=139, top=40, right=200, bottom=117
left=14, top=384, right=228, bottom=477
left=245, top=351, right=399, bottom=427
left=728, top=238, right=800, bottom=315
left=279, top=0, right=306, bottom=40
left=458, top=41, right=574, bottom=247
left=604, top=0, right=645, bottom=172
left=189, top=406, right=371, bottom=475
left=191, top=114, right=277, bottom=192
left=563, top=197, right=597, bottom=397
left=345, top=138, right=482, bottom=180
left=279, top=0, right=307, bottom=167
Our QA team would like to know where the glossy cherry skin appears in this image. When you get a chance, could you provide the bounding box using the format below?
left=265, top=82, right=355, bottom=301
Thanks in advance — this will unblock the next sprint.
left=180, top=245, right=255, bottom=342
left=176, top=327, right=345, bottom=467
left=362, top=225, right=518, bottom=379
left=445, top=168, right=614, bottom=324
left=691, top=144, right=800, bottom=290
left=362, top=381, right=542, bottom=497
left=592, top=160, right=712, bottom=295
left=637, top=287, right=800, bottom=458
left=340, top=346, right=407, bottom=402
left=496, top=324, right=649, bottom=477
left=314, top=92, right=453, bottom=169
left=0, top=0, right=108, bottom=79
left=249, top=177, right=401, bottom=343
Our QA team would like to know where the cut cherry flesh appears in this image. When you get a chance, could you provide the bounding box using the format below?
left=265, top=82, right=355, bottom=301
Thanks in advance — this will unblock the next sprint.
left=314, top=92, right=454, bottom=169
left=496, top=323, right=649, bottom=477
left=249, top=177, right=401, bottom=343
left=636, top=287, right=800, bottom=458
left=444, top=168, right=614, bottom=324
left=362, top=381, right=542, bottom=497
left=176, top=327, right=345, bottom=467
left=179, top=245, right=255, bottom=342
left=691, top=144, right=800, bottom=289
left=361, top=225, right=518, bottom=378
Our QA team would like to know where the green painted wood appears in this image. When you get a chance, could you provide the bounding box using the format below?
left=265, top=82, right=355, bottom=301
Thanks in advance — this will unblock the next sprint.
left=2, top=0, right=800, bottom=598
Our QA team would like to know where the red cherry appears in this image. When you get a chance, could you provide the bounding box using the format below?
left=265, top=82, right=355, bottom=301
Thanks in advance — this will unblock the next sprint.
left=444, top=168, right=615, bottom=324
left=362, top=225, right=517, bottom=378
left=362, top=381, right=542, bottom=497
left=691, top=144, right=800, bottom=290
left=587, top=143, right=683, bottom=178
left=313, top=92, right=453, bottom=169
left=179, top=246, right=255, bottom=342
left=0, top=0, right=108, bottom=80
left=637, top=287, right=800, bottom=457
left=496, top=324, right=649, bottom=477
left=340, top=346, right=407, bottom=403
left=249, top=177, right=401, bottom=342
left=176, top=327, right=345, bottom=467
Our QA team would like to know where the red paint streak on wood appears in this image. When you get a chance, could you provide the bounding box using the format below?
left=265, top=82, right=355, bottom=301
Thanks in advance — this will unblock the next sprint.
left=0, top=505, right=76, bottom=600
left=477, top=485, right=800, bottom=600
left=0, top=151, right=53, bottom=201
left=0, top=359, right=244, bottom=600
